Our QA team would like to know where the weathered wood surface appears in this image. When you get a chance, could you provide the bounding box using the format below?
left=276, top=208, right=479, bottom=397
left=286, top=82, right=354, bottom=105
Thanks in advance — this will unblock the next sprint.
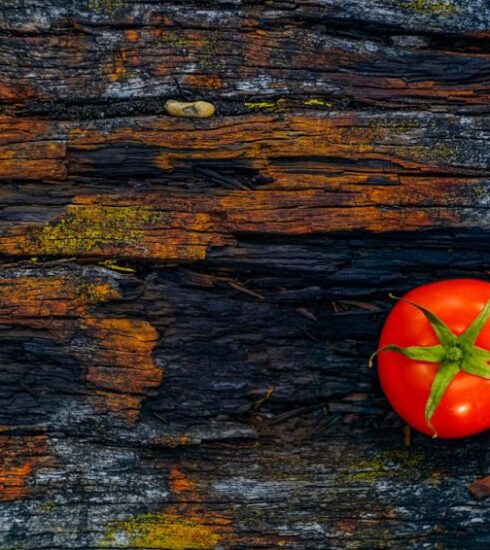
left=1, top=1, right=490, bottom=548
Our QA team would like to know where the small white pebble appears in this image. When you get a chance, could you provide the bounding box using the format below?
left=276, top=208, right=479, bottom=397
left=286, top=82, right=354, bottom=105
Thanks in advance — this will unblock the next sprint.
left=164, top=99, right=215, bottom=118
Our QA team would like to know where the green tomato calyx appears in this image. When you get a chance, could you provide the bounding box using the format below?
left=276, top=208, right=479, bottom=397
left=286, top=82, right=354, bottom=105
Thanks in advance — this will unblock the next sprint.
left=369, top=294, right=490, bottom=436
left=445, top=345, right=463, bottom=363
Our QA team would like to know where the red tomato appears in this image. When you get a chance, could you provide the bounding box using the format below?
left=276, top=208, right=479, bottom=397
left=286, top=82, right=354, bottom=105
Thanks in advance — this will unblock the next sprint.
left=378, top=279, right=490, bottom=438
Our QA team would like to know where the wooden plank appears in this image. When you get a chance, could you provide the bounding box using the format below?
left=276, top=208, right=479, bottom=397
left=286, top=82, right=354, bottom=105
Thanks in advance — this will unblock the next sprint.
left=1, top=1, right=490, bottom=548
left=0, top=111, right=489, bottom=260
left=2, top=0, right=490, bottom=35
left=2, top=24, right=490, bottom=109
left=0, top=252, right=489, bottom=547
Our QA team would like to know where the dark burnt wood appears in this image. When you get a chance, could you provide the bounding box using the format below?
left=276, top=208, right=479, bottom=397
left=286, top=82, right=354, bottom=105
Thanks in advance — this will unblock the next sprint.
left=0, top=1, right=489, bottom=548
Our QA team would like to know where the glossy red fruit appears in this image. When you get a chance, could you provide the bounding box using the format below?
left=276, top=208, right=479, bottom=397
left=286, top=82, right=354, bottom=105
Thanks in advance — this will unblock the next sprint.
left=375, top=279, right=490, bottom=438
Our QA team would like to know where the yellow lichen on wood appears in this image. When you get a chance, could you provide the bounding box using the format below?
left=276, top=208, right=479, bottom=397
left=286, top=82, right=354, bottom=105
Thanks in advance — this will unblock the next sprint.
left=304, top=98, right=333, bottom=107
left=12, top=204, right=173, bottom=259
left=244, top=98, right=287, bottom=110
left=26, top=205, right=152, bottom=255
left=100, top=259, right=136, bottom=273
left=401, top=0, right=458, bottom=15
left=159, top=31, right=192, bottom=49
left=101, top=513, right=220, bottom=549
left=1, top=195, right=233, bottom=261
left=88, top=0, right=123, bottom=15
left=346, top=449, right=426, bottom=483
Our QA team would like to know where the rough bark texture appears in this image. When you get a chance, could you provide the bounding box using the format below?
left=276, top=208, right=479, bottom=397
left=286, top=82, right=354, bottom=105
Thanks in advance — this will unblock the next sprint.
left=1, top=1, right=490, bottom=548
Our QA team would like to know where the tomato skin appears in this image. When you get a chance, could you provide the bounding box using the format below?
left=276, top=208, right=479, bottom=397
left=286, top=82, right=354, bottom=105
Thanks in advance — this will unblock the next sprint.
left=378, top=279, right=490, bottom=438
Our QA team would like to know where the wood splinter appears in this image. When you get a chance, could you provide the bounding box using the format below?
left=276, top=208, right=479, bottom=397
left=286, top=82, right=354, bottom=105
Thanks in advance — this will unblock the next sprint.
left=164, top=99, right=216, bottom=118
left=468, top=475, right=490, bottom=500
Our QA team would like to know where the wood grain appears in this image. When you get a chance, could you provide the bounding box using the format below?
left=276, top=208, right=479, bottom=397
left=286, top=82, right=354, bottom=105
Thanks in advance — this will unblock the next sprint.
left=0, top=1, right=489, bottom=548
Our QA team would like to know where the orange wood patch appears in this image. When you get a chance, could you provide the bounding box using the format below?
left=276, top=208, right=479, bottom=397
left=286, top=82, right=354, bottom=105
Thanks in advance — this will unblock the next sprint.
left=0, top=180, right=484, bottom=262
left=0, top=274, right=162, bottom=424
left=0, top=436, right=52, bottom=502
left=0, top=116, right=66, bottom=180
left=83, top=318, right=162, bottom=422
